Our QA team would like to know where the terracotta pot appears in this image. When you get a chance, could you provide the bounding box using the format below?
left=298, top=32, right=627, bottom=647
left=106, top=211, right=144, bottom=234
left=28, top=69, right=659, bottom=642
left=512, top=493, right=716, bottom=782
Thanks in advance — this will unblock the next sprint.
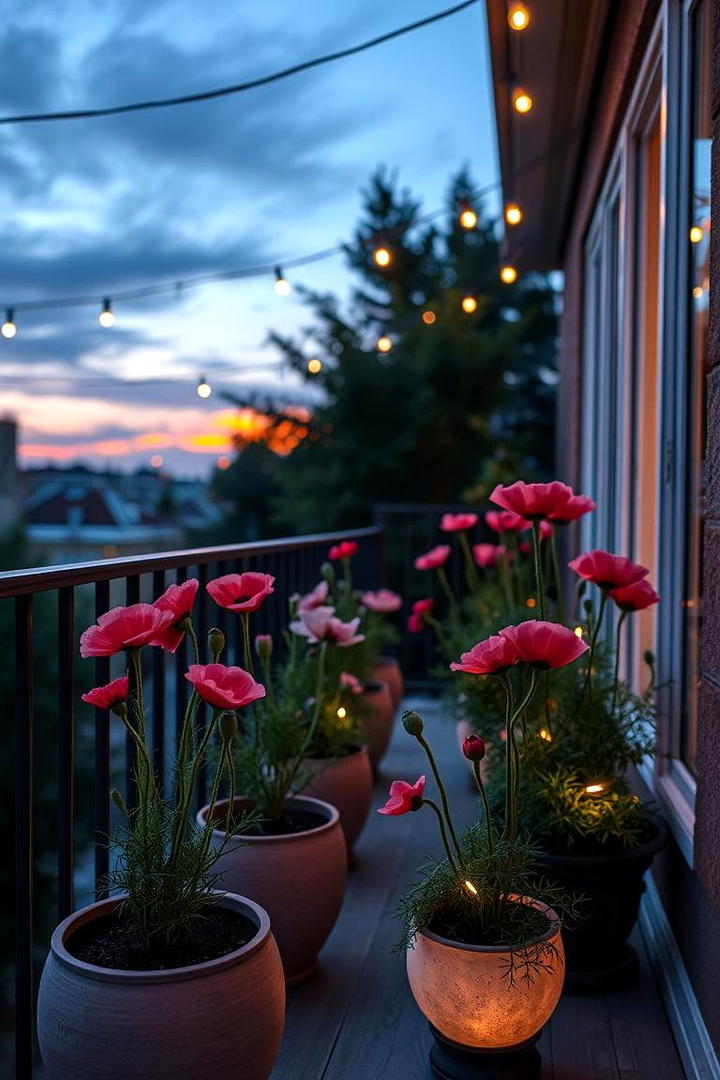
left=359, top=679, right=395, bottom=770
left=197, top=795, right=346, bottom=984
left=371, top=656, right=404, bottom=708
left=300, top=743, right=373, bottom=856
left=37, top=892, right=285, bottom=1080
left=406, top=899, right=564, bottom=1051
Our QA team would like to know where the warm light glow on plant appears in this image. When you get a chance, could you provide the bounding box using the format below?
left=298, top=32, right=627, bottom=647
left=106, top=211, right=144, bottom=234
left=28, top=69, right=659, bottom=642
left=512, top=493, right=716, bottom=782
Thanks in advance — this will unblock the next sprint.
left=539, top=728, right=552, bottom=742
left=337, top=706, right=347, bottom=719
left=422, top=309, right=436, bottom=325
left=461, top=295, right=478, bottom=313
left=508, top=3, right=530, bottom=30
left=585, top=782, right=608, bottom=796
left=373, top=246, right=392, bottom=267
left=463, top=879, right=478, bottom=896
left=574, top=625, right=584, bottom=637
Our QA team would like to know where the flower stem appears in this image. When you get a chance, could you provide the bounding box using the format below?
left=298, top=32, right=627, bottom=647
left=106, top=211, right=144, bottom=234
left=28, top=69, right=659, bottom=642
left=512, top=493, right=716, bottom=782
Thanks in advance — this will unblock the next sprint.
left=472, top=762, right=494, bottom=854
left=531, top=522, right=546, bottom=620
left=611, top=610, right=628, bottom=716
left=458, top=531, right=482, bottom=598
left=416, top=732, right=463, bottom=865
left=436, top=567, right=459, bottom=621
left=584, top=590, right=608, bottom=703
left=241, top=612, right=254, bottom=676
left=550, top=531, right=565, bottom=621
left=422, top=798, right=459, bottom=876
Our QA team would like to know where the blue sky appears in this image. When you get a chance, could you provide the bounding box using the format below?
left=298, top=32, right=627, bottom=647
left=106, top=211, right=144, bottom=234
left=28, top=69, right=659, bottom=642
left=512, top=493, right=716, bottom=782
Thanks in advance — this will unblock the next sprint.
left=0, top=0, right=499, bottom=475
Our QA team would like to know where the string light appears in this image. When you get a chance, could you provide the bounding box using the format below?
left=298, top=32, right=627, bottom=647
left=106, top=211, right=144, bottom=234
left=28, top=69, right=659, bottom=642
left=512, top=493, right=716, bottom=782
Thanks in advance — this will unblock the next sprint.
left=500, top=265, right=518, bottom=284
left=373, top=246, right=392, bottom=268
left=504, top=203, right=522, bottom=226
left=150, top=454, right=163, bottom=468
left=422, top=310, right=436, bottom=325
left=512, top=89, right=533, bottom=114
left=98, top=297, right=115, bottom=327
left=692, top=285, right=704, bottom=298
left=459, top=205, right=478, bottom=229
left=1, top=308, right=17, bottom=339
left=689, top=226, right=703, bottom=243
left=539, top=728, right=552, bottom=742
left=508, top=3, right=530, bottom=30
left=337, top=706, right=347, bottom=719
left=376, top=334, right=393, bottom=353
left=464, top=879, right=478, bottom=896
left=307, top=357, right=323, bottom=374
left=274, top=266, right=291, bottom=296
left=197, top=375, right=212, bottom=398
left=461, top=295, right=478, bottom=313
left=584, top=781, right=609, bottom=796
left=525, top=596, right=536, bottom=608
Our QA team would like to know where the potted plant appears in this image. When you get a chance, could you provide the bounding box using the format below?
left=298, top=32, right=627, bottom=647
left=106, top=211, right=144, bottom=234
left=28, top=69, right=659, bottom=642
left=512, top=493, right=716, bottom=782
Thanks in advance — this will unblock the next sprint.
left=198, top=577, right=348, bottom=984
left=37, top=584, right=285, bottom=1080
left=379, top=618, right=588, bottom=1079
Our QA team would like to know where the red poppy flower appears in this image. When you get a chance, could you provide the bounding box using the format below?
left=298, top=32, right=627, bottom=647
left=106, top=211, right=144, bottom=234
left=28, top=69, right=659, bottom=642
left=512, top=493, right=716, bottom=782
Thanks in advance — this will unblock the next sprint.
left=328, top=540, right=358, bottom=560
left=80, top=604, right=175, bottom=657
left=340, top=671, right=363, bottom=695
left=498, top=621, right=589, bottom=669
left=81, top=676, right=129, bottom=710
left=361, top=589, right=402, bottom=613
left=415, top=545, right=451, bottom=571
left=407, top=614, right=424, bottom=633
left=490, top=481, right=575, bottom=521
left=450, top=634, right=518, bottom=675
left=568, top=550, right=649, bottom=590
left=377, top=775, right=426, bottom=815
left=207, top=572, right=275, bottom=613
left=548, top=493, right=596, bottom=524
left=485, top=509, right=530, bottom=533
left=150, top=579, right=199, bottom=653
left=184, top=664, right=266, bottom=710
left=462, top=734, right=486, bottom=762
left=609, top=580, right=660, bottom=612
left=473, top=543, right=507, bottom=568
left=440, top=512, right=478, bottom=532
left=290, top=606, right=365, bottom=646
left=412, top=597, right=435, bottom=615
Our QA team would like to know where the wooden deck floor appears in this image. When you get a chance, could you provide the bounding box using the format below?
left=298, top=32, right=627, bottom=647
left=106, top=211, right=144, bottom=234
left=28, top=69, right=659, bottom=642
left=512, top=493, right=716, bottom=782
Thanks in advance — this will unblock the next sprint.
left=272, top=697, right=685, bottom=1080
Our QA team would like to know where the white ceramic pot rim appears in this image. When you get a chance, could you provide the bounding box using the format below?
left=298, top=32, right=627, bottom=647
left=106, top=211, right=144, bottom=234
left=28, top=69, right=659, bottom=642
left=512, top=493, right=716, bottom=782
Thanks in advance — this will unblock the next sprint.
left=50, top=890, right=271, bottom=986
left=417, top=896, right=561, bottom=955
left=198, top=793, right=340, bottom=845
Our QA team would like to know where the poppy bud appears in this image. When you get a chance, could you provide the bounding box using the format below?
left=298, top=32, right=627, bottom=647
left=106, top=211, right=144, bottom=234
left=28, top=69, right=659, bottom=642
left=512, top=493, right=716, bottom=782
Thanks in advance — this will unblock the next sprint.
left=111, top=787, right=127, bottom=814
left=255, top=633, right=273, bottom=660
left=219, top=710, right=238, bottom=742
left=643, top=649, right=655, bottom=668
left=462, top=734, right=486, bottom=762
left=582, top=598, right=593, bottom=615
left=209, top=627, right=225, bottom=661
left=577, top=580, right=587, bottom=599
left=321, top=561, right=336, bottom=588
left=402, top=710, right=424, bottom=736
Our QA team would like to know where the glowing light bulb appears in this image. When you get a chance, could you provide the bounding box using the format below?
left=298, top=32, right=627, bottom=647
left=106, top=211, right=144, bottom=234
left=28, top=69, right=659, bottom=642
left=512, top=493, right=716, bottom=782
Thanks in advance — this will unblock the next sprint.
left=574, top=625, right=584, bottom=638
left=461, top=295, right=478, bottom=313
left=539, top=728, right=552, bottom=742
left=422, top=310, right=436, bottom=325
left=508, top=3, right=530, bottom=30
left=337, top=707, right=347, bottom=719
left=693, top=285, right=704, bottom=298
left=373, top=246, right=392, bottom=268
left=689, top=226, right=703, bottom=244
left=197, top=376, right=212, bottom=399
left=505, top=204, right=523, bottom=226
left=459, top=207, right=478, bottom=230
left=526, top=597, right=536, bottom=609
left=512, top=89, right=533, bottom=114
left=1, top=309, right=17, bottom=339
left=274, top=266, right=291, bottom=296
left=585, top=782, right=608, bottom=796
left=464, top=879, right=478, bottom=896
left=98, top=298, right=115, bottom=328
left=377, top=334, right=393, bottom=353
left=500, top=265, right=518, bottom=284
left=217, top=455, right=231, bottom=470
left=150, top=454, right=163, bottom=469
left=307, top=357, right=323, bottom=374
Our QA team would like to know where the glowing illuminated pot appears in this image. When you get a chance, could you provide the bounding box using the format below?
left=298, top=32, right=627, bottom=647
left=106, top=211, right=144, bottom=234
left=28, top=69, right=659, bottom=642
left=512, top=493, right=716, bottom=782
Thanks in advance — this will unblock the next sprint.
left=371, top=656, right=404, bottom=708
left=197, top=795, right=346, bottom=984
left=406, top=899, right=564, bottom=1077
left=359, top=679, right=395, bottom=771
left=37, top=892, right=285, bottom=1080
left=300, top=743, right=373, bottom=857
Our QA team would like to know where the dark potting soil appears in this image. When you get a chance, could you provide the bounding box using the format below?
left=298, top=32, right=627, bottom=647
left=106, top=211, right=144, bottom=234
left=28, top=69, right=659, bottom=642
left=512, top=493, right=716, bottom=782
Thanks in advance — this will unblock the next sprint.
left=244, top=807, right=327, bottom=836
left=68, top=906, right=256, bottom=971
left=428, top=903, right=552, bottom=949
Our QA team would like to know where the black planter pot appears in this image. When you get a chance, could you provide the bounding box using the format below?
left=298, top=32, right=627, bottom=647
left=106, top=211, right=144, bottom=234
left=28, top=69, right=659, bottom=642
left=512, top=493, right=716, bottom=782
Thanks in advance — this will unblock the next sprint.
left=429, top=1026, right=541, bottom=1080
left=537, top=811, right=668, bottom=994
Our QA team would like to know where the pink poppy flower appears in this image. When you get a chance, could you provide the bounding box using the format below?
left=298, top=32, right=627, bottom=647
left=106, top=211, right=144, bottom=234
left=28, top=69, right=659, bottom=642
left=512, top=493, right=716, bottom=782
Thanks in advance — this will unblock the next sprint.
left=296, top=580, right=330, bottom=612
left=518, top=540, right=531, bottom=556
left=440, top=512, right=478, bottom=532
left=290, top=606, right=365, bottom=647
left=377, top=775, right=426, bottom=815
left=499, top=621, right=589, bottom=669
left=568, top=551, right=649, bottom=590
left=485, top=510, right=530, bottom=534
left=415, top=545, right=451, bottom=571
left=609, top=580, right=660, bottom=612
left=407, top=613, right=424, bottom=633
left=413, top=597, right=435, bottom=615
left=473, top=543, right=506, bottom=568
left=207, top=572, right=275, bottom=614
left=490, top=481, right=576, bottom=521
left=361, top=589, right=402, bottom=613
left=150, top=579, right=199, bottom=653
left=340, top=671, right=363, bottom=694
left=184, top=664, right=266, bottom=710
left=80, top=604, right=175, bottom=657
left=328, top=540, right=358, bottom=560
left=450, top=634, right=518, bottom=675
left=81, top=676, right=129, bottom=710
left=548, top=493, right=596, bottom=524
left=462, top=734, right=486, bottom=762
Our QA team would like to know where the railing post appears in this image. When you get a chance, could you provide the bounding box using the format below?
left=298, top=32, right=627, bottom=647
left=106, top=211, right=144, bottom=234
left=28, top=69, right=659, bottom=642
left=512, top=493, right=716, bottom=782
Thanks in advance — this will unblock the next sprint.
left=93, top=580, right=111, bottom=899
left=57, top=587, right=75, bottom=921
left=14, top=593, right=34, bottom=1080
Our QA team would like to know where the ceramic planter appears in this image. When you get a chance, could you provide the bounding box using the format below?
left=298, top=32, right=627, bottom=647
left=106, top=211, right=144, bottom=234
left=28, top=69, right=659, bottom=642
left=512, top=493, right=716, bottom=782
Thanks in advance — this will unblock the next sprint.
left=371, top=655, right=404, bottom=708
left=406, top=900, right=564, bottom=1079
left=359, top=678, right=395, bottom=771
left=300, top=743, right=373, bottom=857
left=197, top=794, right=347, bottom=984
left=537, top=810, right=667, bottom=993
left=37, top=892, right=285, bottom=1080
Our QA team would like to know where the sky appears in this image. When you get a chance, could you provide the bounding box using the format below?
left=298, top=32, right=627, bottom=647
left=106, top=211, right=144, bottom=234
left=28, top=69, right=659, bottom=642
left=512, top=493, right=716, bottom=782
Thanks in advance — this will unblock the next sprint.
left=0, top=0, right=499, bottom=477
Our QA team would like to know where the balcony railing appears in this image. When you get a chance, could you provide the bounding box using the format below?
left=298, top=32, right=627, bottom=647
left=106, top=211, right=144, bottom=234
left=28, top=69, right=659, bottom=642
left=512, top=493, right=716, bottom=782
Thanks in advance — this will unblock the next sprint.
left=3, top=525, right=383, bottom=1078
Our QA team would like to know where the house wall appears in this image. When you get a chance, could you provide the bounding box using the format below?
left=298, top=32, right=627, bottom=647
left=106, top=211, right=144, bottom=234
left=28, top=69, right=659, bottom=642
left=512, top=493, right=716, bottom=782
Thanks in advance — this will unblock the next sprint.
left=558, top=0, right=720, bottom=1051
